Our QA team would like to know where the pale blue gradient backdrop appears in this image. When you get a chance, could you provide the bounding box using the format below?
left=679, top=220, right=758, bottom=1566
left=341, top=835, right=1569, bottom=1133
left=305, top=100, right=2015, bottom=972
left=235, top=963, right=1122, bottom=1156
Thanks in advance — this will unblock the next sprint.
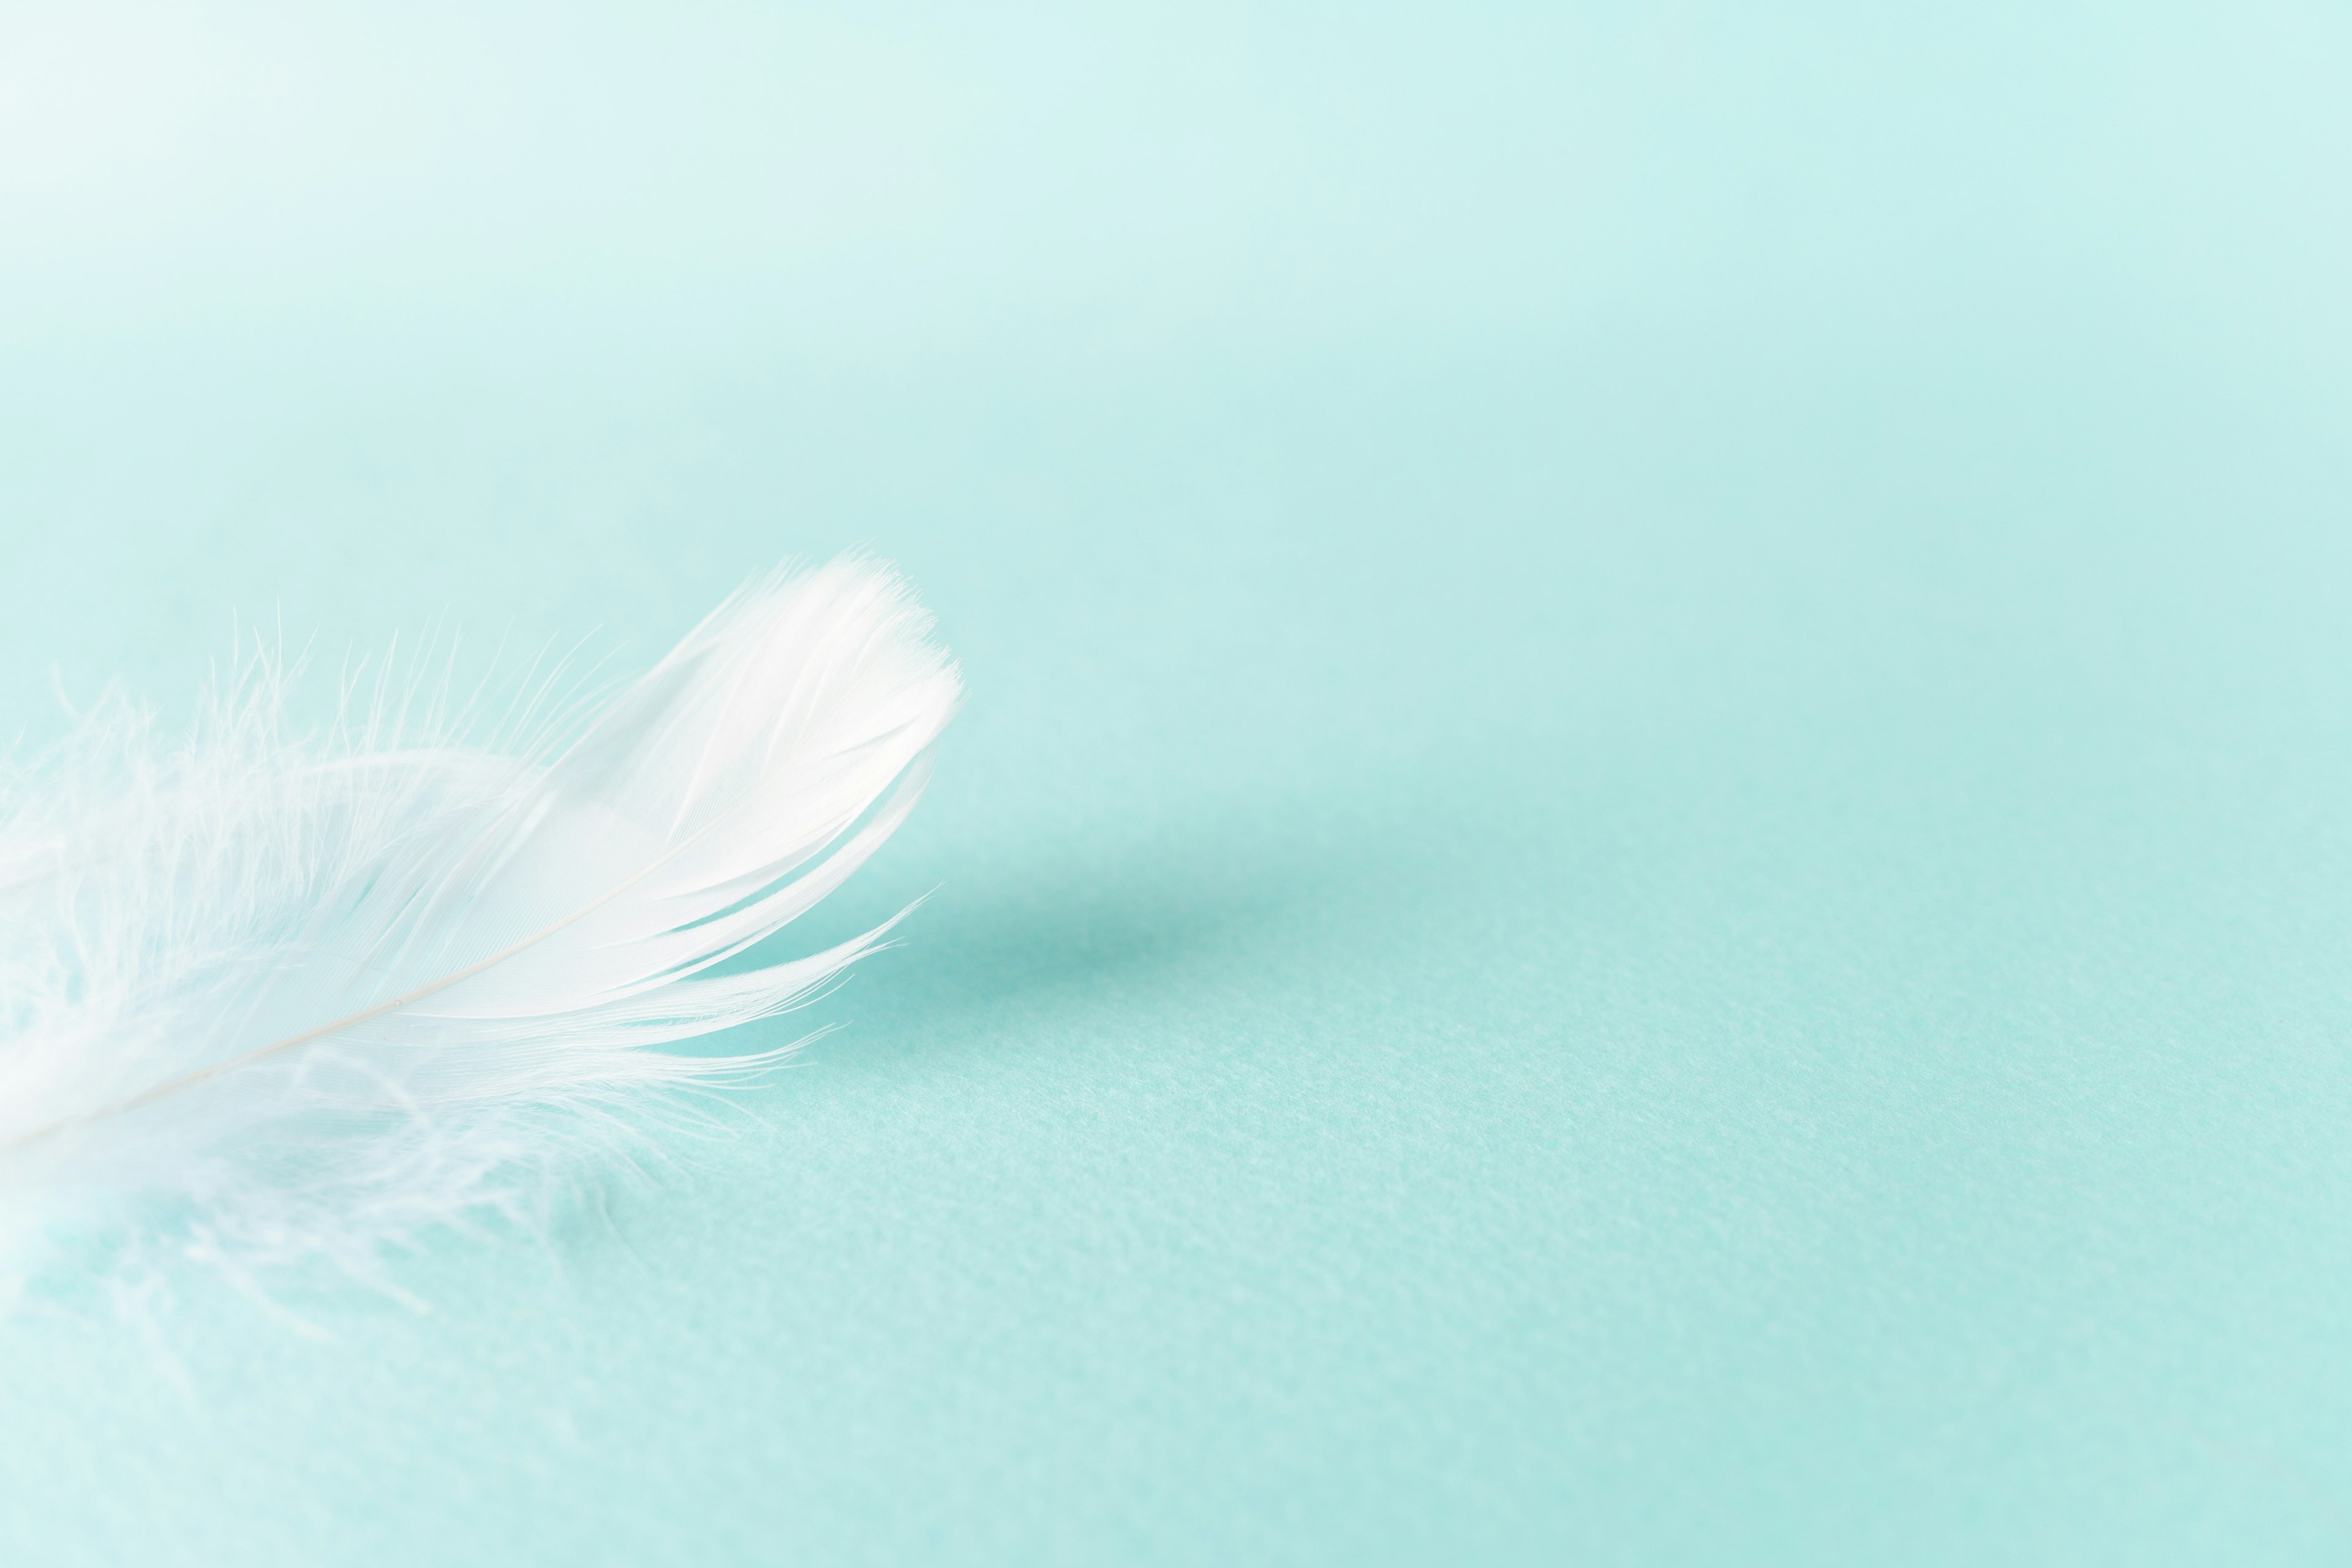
left=4, top=4, right=2352, bottom=1562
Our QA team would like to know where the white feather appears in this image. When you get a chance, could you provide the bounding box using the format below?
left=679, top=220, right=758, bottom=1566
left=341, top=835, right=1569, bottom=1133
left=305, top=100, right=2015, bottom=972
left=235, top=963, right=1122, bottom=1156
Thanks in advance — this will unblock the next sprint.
left=0, top=557, right=960, bottom=1308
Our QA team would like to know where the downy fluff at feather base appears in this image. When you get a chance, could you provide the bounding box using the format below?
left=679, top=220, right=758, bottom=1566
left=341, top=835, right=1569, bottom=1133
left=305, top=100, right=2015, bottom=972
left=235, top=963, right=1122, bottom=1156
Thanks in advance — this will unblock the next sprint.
left=0, top=557, right=960, bottom=1308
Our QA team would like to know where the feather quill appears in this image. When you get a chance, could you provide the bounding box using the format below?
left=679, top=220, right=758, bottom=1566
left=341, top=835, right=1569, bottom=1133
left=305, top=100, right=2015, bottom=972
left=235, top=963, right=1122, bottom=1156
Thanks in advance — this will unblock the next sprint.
left=0, top=557, right=959, bottom=1307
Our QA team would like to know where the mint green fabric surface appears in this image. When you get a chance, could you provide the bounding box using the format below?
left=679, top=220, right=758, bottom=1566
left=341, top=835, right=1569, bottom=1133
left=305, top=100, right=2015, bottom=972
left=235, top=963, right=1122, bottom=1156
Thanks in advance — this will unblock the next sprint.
left=4, top=5, right=2351, bottom=1562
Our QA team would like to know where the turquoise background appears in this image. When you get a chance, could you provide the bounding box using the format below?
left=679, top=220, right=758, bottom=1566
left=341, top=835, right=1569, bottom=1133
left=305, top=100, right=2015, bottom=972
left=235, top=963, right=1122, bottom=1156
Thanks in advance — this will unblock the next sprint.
left=5, top=2, right=2352, bottom=1561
